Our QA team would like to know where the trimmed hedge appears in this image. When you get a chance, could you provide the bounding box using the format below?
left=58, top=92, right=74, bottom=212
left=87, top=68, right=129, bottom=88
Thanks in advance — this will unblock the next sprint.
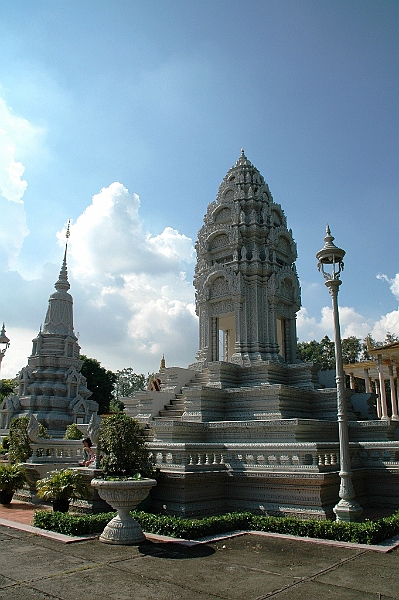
left=33, top=511, right=114, bottom=536
left=32, top=509, right=399, bottom=545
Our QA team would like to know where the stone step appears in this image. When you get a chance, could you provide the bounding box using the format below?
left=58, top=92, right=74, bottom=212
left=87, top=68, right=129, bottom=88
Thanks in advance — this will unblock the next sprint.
left=162, top=403, right=184, bottom=410
left=158, top=410, right=184, bottom=418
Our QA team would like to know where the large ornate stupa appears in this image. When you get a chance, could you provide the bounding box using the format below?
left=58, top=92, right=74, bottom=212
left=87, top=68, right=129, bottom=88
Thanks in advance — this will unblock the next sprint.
left=127, top=152, right=399, bottom=519
left=193, top=149, right=300, bottom=367
left=0, top=225, right=98, bottom=435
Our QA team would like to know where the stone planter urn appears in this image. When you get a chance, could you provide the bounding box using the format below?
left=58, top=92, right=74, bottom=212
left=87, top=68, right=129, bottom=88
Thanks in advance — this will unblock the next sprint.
left=91, top=478, right=157, bottom=545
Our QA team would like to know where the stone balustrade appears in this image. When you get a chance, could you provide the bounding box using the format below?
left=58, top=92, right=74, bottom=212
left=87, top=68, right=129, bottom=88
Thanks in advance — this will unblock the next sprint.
left=27, top=439, right=399, bottom=474
left=27, top=439, right=84, bottom=464
left=149, top=441, right=399, bottom=473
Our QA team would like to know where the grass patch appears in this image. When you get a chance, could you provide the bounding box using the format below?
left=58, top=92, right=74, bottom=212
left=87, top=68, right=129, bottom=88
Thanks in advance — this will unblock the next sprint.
left=32, top=509, right=399, bottom=545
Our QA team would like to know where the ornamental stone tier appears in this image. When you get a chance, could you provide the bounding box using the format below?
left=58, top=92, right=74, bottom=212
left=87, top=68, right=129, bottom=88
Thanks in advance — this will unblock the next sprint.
left=0, top=227, right=98, bottom=434
left=124, top=152, right=399, bottom=519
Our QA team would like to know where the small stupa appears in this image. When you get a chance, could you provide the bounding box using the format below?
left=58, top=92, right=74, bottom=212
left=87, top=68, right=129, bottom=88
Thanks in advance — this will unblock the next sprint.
left=0, top=223, right=98, bottom=435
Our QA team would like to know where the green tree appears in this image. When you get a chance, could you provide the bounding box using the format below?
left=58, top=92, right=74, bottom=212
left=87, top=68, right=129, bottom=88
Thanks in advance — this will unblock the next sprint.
left=298, top=335, right=361, bottom=370
left=297, top=339, right=323, bottom=364
left=9, top=416, right=48, bottom=463
left=297, top=336, right=335, bottom=370
left=341, top=336, right=362, bottom=364
left=0, top=378, right=17, bottom=401
left=80, top=356, right=117, bottom=415
left=113, top=368, right=147, bottom=400
left=319, top=336, right=335, bottom=370
left=361, top=332, right=399, bottom=360
left=299, top=332, right=398, bottom=370
left=384, top=331, right=399, bottom=345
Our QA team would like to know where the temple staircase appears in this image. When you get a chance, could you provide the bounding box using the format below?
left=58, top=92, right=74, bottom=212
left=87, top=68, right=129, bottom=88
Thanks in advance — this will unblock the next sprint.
left=155, top=369, right=210, bottom=420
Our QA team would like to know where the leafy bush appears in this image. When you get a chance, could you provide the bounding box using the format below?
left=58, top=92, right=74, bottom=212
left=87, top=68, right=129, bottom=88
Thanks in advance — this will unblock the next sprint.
left=0, top=463, right=27, bottom=493
left=9, top=416, right=48, bottom=463
left=98, top=414, right=153, bottom=478
left=31, top=509, right=399, bottom=545
left=36, top=469, right=87, bottom=502
left=64, top=424, right=83, bottom=440
left=1, top=436, right=9, bottom=451
left=9, top=417, right=33, bottom=463
left=109, top=399, right=125, bottom=413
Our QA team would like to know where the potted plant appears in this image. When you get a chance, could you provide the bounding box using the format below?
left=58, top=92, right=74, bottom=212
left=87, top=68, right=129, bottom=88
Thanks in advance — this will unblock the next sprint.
left=91, top=414, right=157, bottom=545
left=36, top=468, right=86, bottom=512
left=0, top=463, right=27, bottom=504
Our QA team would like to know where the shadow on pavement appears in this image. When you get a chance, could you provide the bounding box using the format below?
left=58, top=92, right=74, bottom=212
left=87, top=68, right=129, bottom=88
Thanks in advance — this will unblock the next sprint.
left=139, top=540, right=215, bottom=559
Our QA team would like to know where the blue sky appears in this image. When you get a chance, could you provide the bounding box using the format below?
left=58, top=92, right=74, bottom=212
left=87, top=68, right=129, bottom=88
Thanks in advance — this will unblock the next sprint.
left=0, top=0, right=398, bottom=378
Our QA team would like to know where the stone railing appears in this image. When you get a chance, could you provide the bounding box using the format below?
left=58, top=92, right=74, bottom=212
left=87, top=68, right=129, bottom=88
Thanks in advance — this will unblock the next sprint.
left=27, top=439, right=84, bottom=464
left=149, top=442, right=344, bottom=472
left=355, top=441, right=399, bottom=465
left=26, top=439, right=399, bottom=473
left=149, top=441, right=399, bottom=473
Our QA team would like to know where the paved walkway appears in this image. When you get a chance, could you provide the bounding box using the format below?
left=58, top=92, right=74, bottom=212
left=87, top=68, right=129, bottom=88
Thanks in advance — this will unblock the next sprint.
left=0, top=501, right=398, bottom=599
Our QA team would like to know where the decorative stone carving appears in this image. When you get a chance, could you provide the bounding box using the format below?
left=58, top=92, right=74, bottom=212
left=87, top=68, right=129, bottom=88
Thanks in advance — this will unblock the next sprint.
left=193, top=150, right=300, bottom=366
left=88, top=413, right=102, bottom=447
left=91, top=478, right=157, bottom=545
left=0, top=231, right=98, bottom=434
left=210, top=277, right=229, bottom=299
left=27, top=414, right=40, bottom=442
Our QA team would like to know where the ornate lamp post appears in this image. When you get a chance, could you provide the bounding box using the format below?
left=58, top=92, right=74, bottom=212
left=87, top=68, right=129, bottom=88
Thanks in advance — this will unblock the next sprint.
left=316, top=226, right=363, bottom=522
left=0, top=323, right=10, bottom=375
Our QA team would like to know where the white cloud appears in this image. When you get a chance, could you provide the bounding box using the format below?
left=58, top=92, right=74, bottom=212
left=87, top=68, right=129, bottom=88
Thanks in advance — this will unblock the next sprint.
left=298, top=303, right=399, bottom=344
left=148, top=227, right=194, bottom=263
left=0, top=97, right=42, bottom=204
left=0, top=326, right=35, bottom=379
left=298, top=272, right=399, bottom=345
left=377, top=272, right=399, bottom=302
left=371, top=309, right=399, bottom=341
left=0, top=97, right=44, bottom=269
left=58, top=182, right=198, bottom=373
left=0, top=199, right=29, bottom=270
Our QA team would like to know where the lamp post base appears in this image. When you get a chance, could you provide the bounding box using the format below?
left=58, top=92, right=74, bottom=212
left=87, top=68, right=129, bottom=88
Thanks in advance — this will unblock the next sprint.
left=333, top=499, right=363, bottom=522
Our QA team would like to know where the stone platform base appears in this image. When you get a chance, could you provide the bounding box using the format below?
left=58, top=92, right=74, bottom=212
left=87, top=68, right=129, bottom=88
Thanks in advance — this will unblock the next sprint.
left=150, top=467, right=399, bottom=519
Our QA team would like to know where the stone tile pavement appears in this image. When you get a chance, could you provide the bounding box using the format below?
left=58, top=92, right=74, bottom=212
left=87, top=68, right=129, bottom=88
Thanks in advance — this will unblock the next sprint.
left=0, top=501, right=398, bottom=599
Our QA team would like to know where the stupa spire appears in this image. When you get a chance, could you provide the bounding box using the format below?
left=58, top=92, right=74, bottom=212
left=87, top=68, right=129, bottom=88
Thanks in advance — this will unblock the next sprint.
left=43, top=221, right=74, bottom=335
left=55, top=220, right=71, bottom=293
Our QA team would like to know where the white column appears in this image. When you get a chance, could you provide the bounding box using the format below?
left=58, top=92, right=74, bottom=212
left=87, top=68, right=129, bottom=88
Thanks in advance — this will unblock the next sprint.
left=377, top=354, right=389, bottom=420
left=373, top=379, right=381, bottom=418
left=349, top=372, right=355, bottom=390
left=388, top=362, right=398, bottom=420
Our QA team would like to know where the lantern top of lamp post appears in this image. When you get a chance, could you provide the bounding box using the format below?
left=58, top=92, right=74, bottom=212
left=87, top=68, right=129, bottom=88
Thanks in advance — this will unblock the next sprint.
left=0, top=323, right=10, bottom=347
left=316, top=225, right=345, bottom=281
